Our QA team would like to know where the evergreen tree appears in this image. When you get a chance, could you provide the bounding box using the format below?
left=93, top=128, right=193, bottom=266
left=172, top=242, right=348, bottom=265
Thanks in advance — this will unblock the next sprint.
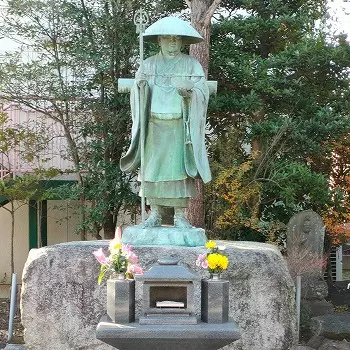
left=207, top=0, right=350, bottom=241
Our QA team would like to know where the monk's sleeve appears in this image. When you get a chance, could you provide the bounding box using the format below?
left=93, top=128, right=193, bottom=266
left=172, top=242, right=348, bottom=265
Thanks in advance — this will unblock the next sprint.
left=120, top=72, right=150, bottom=173
left=189, top=61, right=212, bottom=183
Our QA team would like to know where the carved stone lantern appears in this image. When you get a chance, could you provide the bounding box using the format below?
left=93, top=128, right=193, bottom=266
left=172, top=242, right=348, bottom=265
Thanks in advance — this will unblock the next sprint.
left=136, top=257, right=201, bottom=325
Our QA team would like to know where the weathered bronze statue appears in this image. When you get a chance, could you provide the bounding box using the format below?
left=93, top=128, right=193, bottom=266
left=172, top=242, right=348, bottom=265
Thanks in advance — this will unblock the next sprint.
left=121, top=17, right=211, bottom=228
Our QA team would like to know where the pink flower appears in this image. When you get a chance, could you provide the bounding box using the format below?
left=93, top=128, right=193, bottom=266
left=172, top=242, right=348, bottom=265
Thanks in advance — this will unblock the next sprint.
left=198, top=253, right=206, bottom=260
left=126, top=250, right=138, bottom=264
left=109, top=227, right=123, bottom=252
left=196, top=253, right=207, bottom=267
left=92, top=248, right=108, bottom=265
left=115, top=226, right=122, bottom=242
left=127, top=264, right=143, bottom=275
left=123, top=243, right=132, bottom=253
left=201, top=260, right=208, bottom=269
left=122, top=244, right=138, bottom=263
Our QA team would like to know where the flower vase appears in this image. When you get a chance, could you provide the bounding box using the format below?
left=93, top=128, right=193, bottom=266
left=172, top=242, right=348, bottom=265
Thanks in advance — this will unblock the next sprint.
left=201, top=275, right=229, bottom=324
left=106, top=276, right=135, bottom=324
left=113, top=272, right=126, bottom=280
left=210, top=273, right=221, bottom=280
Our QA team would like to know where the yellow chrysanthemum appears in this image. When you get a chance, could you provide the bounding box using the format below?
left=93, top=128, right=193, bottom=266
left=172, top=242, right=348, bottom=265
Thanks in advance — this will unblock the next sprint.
left=205, top=240, right=217, bottom=249
left=220, top=255, right=229, bottom=270
left=207, top=253, right=229, bottom=271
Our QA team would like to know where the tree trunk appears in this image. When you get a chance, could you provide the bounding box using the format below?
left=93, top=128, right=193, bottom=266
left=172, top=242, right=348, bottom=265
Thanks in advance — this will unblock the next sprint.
left=251, top=107, right=265, bottom=165
left=186, top=179, right=205, bottom=228
left=188, top=0, right=213, bottom=76
left=186, top=0, right=221, bottom=228
left=79, top=197, right=87, bottom=240
left=103, top=213, right=115, bottom=239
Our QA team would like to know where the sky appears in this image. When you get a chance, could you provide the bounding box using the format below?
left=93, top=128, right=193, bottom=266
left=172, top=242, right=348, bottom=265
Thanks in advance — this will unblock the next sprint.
left=327, top=0, right=350, bottom=36
left=0, top=1, right=349, bottom=54
left=0, top=1, right=18, bottom=54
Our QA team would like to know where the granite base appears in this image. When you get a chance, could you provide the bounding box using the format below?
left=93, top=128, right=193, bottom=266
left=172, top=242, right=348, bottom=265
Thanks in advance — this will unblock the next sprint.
left=96, top=316, right=241, bottom=350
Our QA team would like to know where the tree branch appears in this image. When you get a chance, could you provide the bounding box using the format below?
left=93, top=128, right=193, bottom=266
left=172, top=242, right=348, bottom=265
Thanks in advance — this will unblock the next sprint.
left=184, top=0, right=191, bottom=9
left=204, top=0, right=222, bottom=27
left=0, top=205, right=11, bottom=214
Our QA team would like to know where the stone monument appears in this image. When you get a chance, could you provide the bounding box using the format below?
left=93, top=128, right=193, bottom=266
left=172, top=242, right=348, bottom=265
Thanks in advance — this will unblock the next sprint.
left=119, top=15, right=216, bottom=246
left=287, top=209, right=326, bottom=276
left=287, top=210, right=325, bottom=264
left=20, top=13, right=297, bottom=350
left=286, top=210, right=329, bottom=308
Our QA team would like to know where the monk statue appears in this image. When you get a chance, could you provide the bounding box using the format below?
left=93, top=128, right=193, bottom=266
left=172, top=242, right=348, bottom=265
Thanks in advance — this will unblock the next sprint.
left=120, top=16, right=211, bottom=229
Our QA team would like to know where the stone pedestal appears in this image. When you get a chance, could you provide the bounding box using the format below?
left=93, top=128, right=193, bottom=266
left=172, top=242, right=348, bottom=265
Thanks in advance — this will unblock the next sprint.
left=201, top=279, right=229, bottom=323
left=21, top=241, right=297, bottom=350
left=107, top=279, right=135, bottom=323
left=122, top=225, right=207, bottom=247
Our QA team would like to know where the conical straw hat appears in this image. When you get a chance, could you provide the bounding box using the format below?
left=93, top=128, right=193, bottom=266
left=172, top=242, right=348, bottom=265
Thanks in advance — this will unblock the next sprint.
left=143, top=16, right=203, bottom=44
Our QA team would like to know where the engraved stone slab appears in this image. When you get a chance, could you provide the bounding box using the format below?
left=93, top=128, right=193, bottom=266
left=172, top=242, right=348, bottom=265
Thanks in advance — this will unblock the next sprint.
left=122, top=225, right=207, bottom=247
left=286, top=210, right=326, bottom=300
left=287, top=209, right=325, bottom=262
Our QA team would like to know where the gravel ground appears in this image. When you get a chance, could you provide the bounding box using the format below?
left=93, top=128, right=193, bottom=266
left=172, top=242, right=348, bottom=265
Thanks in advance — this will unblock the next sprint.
left=0, top=299, right=24, bottom=348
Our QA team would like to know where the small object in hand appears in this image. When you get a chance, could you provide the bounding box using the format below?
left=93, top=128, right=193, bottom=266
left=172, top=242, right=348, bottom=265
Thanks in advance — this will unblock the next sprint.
left=171, top=77, right=194, bottom=91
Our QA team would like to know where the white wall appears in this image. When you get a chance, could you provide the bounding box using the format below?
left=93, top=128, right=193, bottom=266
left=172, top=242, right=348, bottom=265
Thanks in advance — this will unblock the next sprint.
left=0, top=202, right=29, bottom=283
left=0, top=202, right=29, bottom=298
left=0, top=199, right=138, bottom=297
left=0, top=200, right=94, bottom=297
left=46, top=200, right=94, bottom=245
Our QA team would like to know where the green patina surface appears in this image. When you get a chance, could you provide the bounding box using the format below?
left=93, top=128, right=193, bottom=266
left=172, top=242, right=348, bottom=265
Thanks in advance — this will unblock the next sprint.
left=122, top=225, right=207, bottom=247
left=120, top=16, right=214, bottom=233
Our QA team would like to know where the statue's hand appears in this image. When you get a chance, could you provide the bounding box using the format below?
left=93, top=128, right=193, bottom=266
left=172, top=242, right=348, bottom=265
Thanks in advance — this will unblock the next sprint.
left=177, top=88, right=193, bottom=98
left=136, top=79, right=148, bottom=89
left=172, top=78, right=194, bottom=98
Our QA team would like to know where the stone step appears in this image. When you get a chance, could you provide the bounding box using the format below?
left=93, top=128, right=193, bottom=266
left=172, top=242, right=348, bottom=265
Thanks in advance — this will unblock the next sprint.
left=311, top=313, right=350, bottom=342
left=4, top=345, right=26, bottom=350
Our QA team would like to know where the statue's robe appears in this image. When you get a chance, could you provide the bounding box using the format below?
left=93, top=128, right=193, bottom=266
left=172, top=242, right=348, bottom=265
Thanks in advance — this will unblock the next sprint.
left=120, top=52, right=211, bottom=206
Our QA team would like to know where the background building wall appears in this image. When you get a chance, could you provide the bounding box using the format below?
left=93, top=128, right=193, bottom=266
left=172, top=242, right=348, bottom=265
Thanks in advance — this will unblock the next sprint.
left=0, top=200, right=95, bottom=297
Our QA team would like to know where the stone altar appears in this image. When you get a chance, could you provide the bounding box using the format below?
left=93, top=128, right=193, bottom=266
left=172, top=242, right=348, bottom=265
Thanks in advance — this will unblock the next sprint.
left=21, top=241, right=297, bottom=350
left=96, top=258, right=240, bottom=349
